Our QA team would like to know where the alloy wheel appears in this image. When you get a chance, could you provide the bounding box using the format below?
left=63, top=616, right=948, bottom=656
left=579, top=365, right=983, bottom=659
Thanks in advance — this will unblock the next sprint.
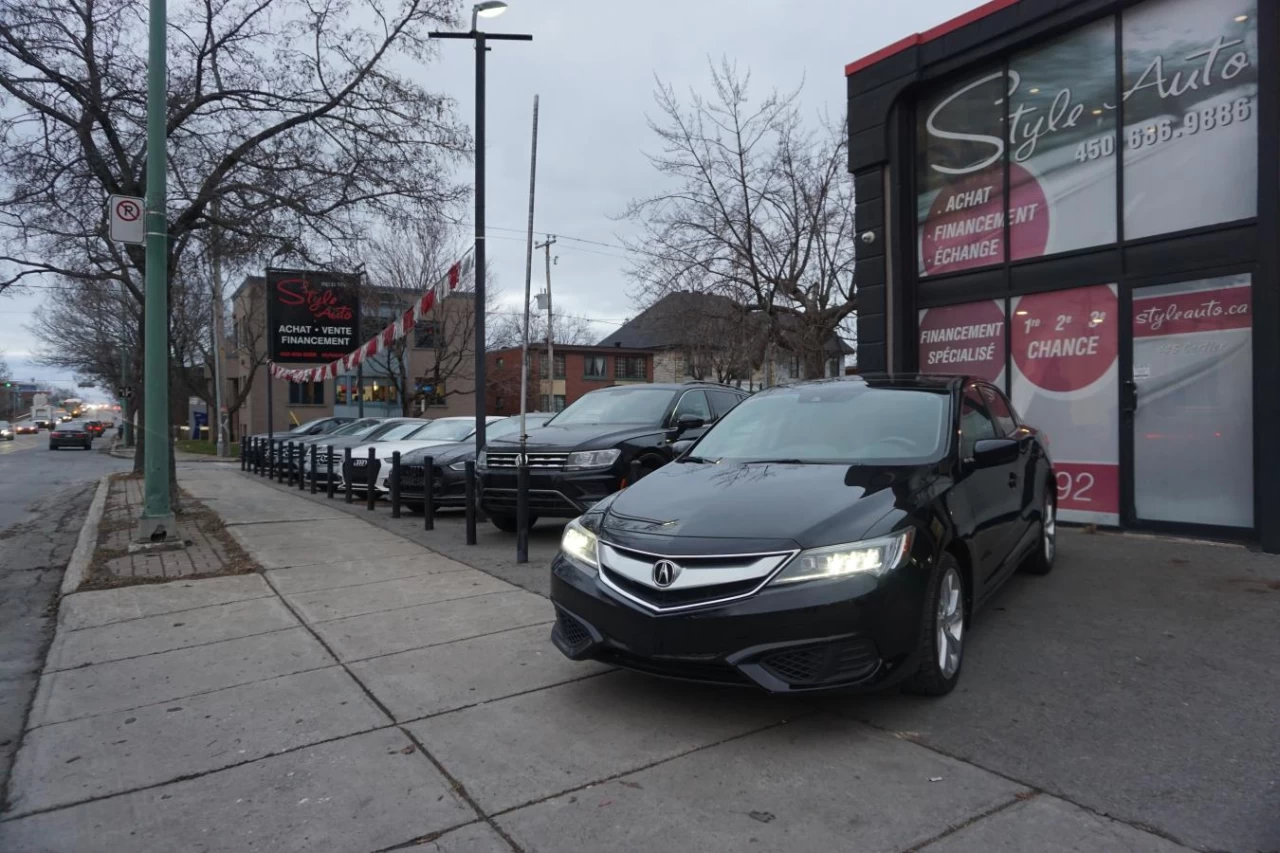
left=935, top=567, right=964, bottom=678
left=1043, top=490, right=1057, bottom=562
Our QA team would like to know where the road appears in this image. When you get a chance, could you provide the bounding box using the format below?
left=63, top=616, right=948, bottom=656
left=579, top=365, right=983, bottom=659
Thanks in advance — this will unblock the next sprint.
left=0, top=431, right=131, bottom=804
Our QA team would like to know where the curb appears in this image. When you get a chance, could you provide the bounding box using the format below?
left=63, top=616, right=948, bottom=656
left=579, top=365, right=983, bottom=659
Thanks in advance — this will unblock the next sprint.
left=60, top=476, right=111, bottom=596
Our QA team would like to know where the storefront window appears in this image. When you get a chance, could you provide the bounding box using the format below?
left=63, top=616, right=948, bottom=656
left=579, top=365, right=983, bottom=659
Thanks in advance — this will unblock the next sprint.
left=1007, top=17, right=1117, bottom=259
left=917, top=300, right=1007, bottom=384
left=1131, top=274, right=1252, bottom=527
left=916, top=64, right=1007, bottom=277
left=1122, top=0, right=1258, bottom=239
left=1010, top=283, right=1119, bottom=524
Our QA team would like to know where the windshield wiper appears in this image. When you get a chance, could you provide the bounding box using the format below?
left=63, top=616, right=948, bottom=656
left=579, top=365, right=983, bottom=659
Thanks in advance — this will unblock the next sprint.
left=679, top=455, right=715, bottom=464
left=740, top=458, right=808, bottom=465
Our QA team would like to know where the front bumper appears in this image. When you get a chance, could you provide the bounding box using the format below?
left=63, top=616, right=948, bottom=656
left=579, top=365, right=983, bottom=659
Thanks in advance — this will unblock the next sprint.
left=50, top=436, right=91, bottom=447
left=549, top=552, right=929, bottom=694
left=480, top=467, right=622, bottom=518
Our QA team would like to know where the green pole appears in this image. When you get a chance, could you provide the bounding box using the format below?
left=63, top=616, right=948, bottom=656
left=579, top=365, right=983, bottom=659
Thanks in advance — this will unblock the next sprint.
left=139, top=0, right=173, bottom=540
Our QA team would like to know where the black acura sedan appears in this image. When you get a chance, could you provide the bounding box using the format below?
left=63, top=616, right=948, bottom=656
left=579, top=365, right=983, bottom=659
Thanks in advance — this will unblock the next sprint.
left=549, top=374, right=1055, bottom=696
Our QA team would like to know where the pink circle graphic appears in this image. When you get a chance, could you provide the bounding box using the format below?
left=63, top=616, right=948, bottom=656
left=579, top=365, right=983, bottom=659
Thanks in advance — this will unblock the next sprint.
left=1012, top=285, right=1117, bottom=393
left=921, top=163, right=1049, bottom=276
left=918, top=300, right=1006, bottom=382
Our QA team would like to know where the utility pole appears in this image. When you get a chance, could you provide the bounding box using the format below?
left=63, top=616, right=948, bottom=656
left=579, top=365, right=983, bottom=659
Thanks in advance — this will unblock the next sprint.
left=137, top=0, right=173, bottom=541
left=211, top=199, right=227, bottom=457
left=535, top=235, right=556, bottom=410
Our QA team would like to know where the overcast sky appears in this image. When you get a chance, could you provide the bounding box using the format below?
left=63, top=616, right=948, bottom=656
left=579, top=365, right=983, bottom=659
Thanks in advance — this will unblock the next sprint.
left=0, top=0, right=978, bottom=399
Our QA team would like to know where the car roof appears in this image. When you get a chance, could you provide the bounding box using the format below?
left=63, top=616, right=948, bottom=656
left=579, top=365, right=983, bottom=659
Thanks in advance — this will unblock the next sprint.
left=760, top=374, right=968, bottom=393
left=589, top=381, right=748, bottom=393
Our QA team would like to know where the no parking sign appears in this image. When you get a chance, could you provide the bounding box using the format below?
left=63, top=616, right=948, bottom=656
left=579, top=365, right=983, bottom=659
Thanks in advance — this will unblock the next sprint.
left=108, top=195, right=145, bottom=244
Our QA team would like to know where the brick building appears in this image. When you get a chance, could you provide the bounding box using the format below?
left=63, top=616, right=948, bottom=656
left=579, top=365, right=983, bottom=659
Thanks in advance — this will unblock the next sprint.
left=486, top=344, right=654, bottom=415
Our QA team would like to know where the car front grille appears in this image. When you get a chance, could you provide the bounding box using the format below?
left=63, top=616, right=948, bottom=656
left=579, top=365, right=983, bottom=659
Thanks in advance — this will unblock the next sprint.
left=758, top=638, right=880, bottom=687
left=596, top=542, right=795, bottom=612
left=597, top=648, right=751, bottom=686
left=345, top=458, right=382, bottom=484
left=485, top=452, right=569, bottom=469
left=482, top=488, right=581, bottom=514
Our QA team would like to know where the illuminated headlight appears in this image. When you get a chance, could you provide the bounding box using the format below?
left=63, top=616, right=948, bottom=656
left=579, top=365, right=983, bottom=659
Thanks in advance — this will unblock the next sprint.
left=449, top=460, right=468, bottom=471
left=565, top=449, right=620, bottom=471
left=559, top=518, right=599, bottom=572
left=771, top=530, right=915, bottom=585
left=475, top=450, right=488, bottom=470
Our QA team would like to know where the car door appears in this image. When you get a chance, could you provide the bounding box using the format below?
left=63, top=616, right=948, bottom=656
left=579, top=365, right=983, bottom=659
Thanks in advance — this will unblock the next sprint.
left=978, top=383, right=1039, bottom=571
left=669, top=390, right=714, bottom=442
left=956, top=383, right=1020, bottom=586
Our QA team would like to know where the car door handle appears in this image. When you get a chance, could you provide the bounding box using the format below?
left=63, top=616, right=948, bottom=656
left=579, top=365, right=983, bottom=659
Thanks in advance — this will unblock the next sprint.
left=1008, top=473, right=1018, bottom=488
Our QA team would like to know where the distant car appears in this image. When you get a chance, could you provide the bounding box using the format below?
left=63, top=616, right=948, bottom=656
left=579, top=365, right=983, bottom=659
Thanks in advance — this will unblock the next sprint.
left=345, top=416, right=503, bottom=495
left=0, top=421, right=13, bottom=441
left=15, top=423, right=39, bottom=435
left=49, top=420, right=93, bottom=450
left=390, top=414, right=556, bottom=511
left=84, top=420, right=106, bottom=437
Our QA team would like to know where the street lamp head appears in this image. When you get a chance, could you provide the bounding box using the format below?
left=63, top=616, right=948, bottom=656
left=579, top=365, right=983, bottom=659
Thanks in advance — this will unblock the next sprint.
left=472, top=0, right=507, bottom=29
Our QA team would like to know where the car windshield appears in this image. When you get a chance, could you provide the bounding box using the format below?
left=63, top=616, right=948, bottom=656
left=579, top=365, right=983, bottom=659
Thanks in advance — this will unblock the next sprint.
left=377, top=422, right=427, bottom=441
left=690, top=384, right=950, bottom=464
left=488, top=415, right=551, bottom=440
left=332, top=419, right=386, bottom=438
left=288, top=418, right=329, bottom=435
left=549, top=388, right=673, bottom=426
left=55, top=421, right=85, bottom=432
left=412, top=419, right=475, bottom=442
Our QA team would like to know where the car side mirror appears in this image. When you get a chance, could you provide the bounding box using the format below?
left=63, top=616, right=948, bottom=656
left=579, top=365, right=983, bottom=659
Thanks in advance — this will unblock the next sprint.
left=972, top=438, right=1019, bottom=468
left=671, top=439, right=694, bottom=458
left=672, top=414, right=705, bottom=434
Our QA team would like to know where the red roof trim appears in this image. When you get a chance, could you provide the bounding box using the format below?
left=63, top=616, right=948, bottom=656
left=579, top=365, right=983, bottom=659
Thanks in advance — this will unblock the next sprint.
left=844, top=0, right=1020, bottom=77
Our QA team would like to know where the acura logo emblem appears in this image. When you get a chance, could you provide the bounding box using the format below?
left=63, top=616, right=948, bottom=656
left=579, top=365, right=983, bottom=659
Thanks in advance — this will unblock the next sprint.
left=652, top=559, right=682, bottom=588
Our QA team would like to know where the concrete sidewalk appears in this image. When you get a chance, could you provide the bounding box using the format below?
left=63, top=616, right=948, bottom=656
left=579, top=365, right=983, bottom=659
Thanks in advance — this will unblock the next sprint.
left=0, top=466, right=1199, bottom=852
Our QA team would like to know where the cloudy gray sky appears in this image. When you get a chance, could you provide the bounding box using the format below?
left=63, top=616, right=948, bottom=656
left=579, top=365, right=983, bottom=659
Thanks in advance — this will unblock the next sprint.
left=0, top=0, right=977, bottom=398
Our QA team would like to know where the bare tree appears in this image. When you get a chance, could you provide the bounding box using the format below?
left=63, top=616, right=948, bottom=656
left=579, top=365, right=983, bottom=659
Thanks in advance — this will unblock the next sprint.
left=489, top=309, right=599, bottom=350
left=0, top=0, right=469, bottom=469
left=621, top=59, right=856, bottom=379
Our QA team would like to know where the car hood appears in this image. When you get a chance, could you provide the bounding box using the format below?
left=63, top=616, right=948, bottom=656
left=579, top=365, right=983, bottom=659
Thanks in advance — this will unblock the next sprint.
left=600, top=460, right=934, bottom=551
left=359, top=439, right=454, bottom=458
left=487, top=422, right=662, bottom=452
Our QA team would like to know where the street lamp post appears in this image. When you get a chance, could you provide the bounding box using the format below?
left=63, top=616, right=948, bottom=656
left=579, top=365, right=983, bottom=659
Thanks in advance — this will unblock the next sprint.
left=430, top=1, right=531, bottom=454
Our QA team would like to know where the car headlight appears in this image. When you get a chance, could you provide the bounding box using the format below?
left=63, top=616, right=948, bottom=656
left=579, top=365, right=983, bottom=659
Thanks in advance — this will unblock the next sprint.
left=559, top=517, right=599, bottom=572
left=449, top=460, right=468, bottom=471
left=475, top=450, right=487, bottom=470
left=565, top=449, right=620, bottom=471
left=770, top=530, right=915, bottom=585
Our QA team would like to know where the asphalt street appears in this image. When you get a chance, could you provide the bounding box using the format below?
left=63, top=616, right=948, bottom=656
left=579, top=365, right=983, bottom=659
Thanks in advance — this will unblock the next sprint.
left=0, top=431, right=131, bottom=803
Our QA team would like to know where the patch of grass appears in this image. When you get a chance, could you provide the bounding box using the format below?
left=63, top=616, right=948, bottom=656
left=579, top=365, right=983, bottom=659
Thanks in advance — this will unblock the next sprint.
left=175, top=439, right=240, bottom=457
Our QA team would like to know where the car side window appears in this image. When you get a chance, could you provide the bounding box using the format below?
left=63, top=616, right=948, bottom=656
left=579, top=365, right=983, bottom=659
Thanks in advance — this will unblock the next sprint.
left=978, top=384, right=1018, bottom=437
left=706, top=389, right=745, bottom=419
left=959, top=385, right=998, bottom=459
left=672, top=390, right=712, bottom=424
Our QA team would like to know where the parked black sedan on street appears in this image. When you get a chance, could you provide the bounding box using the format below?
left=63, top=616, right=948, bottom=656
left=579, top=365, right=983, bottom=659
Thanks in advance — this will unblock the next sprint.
left=549, top=375, right=1055, bottom=696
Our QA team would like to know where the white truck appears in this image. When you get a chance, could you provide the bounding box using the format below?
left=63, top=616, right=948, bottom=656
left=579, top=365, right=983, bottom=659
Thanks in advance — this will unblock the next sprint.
left=31, top=405, right=55, bottom=430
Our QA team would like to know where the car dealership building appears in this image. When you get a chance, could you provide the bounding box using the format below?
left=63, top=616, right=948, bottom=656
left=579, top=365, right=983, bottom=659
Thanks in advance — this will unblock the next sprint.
left=845, top=0, right=1278, bottom=549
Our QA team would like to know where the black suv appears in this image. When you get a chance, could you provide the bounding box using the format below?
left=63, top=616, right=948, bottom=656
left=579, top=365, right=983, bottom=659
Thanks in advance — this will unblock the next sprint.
left=477, top=382, right=749, bottom=531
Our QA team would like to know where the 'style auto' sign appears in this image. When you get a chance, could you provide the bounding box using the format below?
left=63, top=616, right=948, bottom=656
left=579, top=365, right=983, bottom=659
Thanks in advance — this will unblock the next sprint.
left=265, top=270, right=361, bottom=363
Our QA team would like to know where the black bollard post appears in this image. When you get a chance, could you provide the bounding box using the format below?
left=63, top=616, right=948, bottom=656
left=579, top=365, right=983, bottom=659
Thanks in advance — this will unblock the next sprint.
left=344, top=447, right=353, bottom=503
left=365, top=447, right=377, bottom=511
left=464, top=461, right=477, bottom=545
left=298, top=443, right=307, bottom=491
left=516, top=460, right=529, bottom=564
left=240, top=442, right=246, bottom=471
left=310, top=444, right=318, bottom=494
left=423, top=456, right=435, bottom=531
left=266, top=439, right=274, bottom=479
left=629, top=458, right=641, bottom=487
left=326, top=445, right=335, bottom=499
left=390, top=451, right=401, bottom=519
left=277, top=442, right=286, bottom=483
left=260, top=439, right=268, bottom=477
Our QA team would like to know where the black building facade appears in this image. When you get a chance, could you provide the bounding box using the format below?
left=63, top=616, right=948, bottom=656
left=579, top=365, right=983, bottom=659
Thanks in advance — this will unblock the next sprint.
left=847, top=0, right=1278, bottom=549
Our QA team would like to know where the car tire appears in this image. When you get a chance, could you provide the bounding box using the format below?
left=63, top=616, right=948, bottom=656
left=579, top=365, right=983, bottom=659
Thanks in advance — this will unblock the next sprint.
left=901, top=552, right=966, bottom=697
left=489, top=512, right=537, bottom=533
left=403, top=501, right=423, bottom=514
left=1020, top=484, right=1056, bottom=576
left=49, top=446, right=57, bottom=451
